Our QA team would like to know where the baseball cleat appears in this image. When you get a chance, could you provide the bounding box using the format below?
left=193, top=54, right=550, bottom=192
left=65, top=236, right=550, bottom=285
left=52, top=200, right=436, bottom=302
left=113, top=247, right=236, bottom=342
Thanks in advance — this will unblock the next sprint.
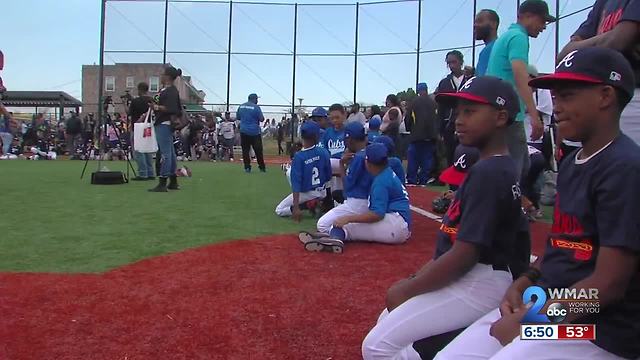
left=304, top=238, right=344, bottom=253
left=298, top=231, right=329, bottom=244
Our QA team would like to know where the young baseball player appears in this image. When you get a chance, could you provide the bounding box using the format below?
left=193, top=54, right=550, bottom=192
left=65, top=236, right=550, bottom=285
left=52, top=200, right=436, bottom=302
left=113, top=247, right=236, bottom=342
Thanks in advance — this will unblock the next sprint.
left=303, top=143, right=411, bottom=253
left=275, top=121, right=331, bottom=220
left=367, top=116, right=382, bottom=143
left=374, top=135, right=406, bottom=184
left=322, top=104, right=347, bottom=204
left=299, top=121, right=372, bottom=245
left=362, top=76, right=523, bottom=359
left=435, top=47, right=640, bottom=360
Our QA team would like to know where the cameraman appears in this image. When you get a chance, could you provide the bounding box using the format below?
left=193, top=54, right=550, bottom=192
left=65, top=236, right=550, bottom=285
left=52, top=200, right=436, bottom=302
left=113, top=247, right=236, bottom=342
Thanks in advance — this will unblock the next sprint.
left=128, top=82, right=155, bottom=181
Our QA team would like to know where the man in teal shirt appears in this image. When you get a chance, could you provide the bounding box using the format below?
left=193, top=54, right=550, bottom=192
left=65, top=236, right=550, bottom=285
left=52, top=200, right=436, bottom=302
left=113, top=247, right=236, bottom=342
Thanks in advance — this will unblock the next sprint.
left=486, top=0, right=554, bottom=178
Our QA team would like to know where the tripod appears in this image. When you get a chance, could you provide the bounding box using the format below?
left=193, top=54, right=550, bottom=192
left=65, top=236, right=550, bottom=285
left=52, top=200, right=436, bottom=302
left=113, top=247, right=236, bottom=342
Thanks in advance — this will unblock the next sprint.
left=80, top=113, right=137, bottom=180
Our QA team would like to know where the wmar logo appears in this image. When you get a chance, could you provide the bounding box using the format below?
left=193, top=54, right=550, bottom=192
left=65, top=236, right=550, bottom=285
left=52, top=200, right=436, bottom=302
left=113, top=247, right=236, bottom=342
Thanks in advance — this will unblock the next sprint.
left=522, top=286, right=600, bottom=323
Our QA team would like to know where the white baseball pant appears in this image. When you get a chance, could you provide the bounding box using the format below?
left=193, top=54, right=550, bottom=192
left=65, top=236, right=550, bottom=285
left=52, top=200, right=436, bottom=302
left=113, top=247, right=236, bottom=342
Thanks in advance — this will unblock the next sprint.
left=317, top=198, right=369, bottom=234
left=286, top=166, right=292, bottom=187
left=343, top=212, right=410, bottom=244
left=275, top=188, right=326, bottom=217
left=330, top=158, right=343, bottom=191
left=362, top=264, right=512, bottom=360
left=621, top=89, right=640, bottom=146
left=435, top=308, right=625, bottom=360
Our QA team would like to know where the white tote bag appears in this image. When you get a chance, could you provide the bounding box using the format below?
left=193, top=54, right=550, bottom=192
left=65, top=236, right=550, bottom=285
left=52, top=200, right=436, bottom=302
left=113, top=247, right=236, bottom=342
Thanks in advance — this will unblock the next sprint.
left=133, top=109, right=158, bottom=153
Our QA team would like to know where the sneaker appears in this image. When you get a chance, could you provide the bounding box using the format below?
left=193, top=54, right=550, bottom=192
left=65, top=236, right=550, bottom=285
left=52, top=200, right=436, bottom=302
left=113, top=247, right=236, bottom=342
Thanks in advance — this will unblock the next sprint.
left=426, top=177, right=436, bottom=184
left=298, top=231, right=329, bottom=245
left=304, top=238, right=344, bottom=254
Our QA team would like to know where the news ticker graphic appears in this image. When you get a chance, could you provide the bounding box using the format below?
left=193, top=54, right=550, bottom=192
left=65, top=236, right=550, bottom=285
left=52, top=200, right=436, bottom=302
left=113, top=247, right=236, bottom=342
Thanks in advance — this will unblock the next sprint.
left=520, top=324, right=596, bottom=340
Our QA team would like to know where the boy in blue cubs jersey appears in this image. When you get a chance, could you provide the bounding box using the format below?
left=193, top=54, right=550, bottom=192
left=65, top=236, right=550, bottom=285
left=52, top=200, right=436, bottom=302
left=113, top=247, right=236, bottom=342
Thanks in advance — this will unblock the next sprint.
left=304, top=143, right=411, bottom=253
left=275, top=121, right=331, bottom=221
left=321, top=103, right=348, bottom=208
left=437, top=47, right=640, bottom=360
left=363, top=76, right=523, bottom=359
left=367, top=117, right=382, bottom=143
left=374, top=135, right=406, bottom=184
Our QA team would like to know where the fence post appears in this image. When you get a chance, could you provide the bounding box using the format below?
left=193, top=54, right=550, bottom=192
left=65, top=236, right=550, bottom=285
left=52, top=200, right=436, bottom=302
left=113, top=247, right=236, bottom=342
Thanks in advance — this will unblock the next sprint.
left=472, top=0, right=477, bottom=68
left=415, top=0, right=422, bottom=87
left=353, top=2, right=359, bottom=104
left=291, top=3, right=298, bottom=115
left=162, top=0, right=169, bottom=64
left=226, top=1, right=233, bottom=111
left=97, top=0, right=106, bottom=127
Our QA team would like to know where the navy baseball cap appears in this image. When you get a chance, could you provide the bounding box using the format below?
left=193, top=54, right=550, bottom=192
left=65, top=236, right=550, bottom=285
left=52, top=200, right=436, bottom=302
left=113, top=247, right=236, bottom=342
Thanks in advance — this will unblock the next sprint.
left=300, top=121, right=320, bottom=140
left=374, top=135, right=395, bottom=154
left=248, top=93, right=259, bottom=100
left=311, top=107, right=328, bottom=118
left=529, top=47, right=636, bottom=102
left=368, top=117, right=382, bottom=130
left=365, top=143, right=388, bottom=165
left=417, top=82, right=428, bottom=92
left=439, top=145, right=480, bottom=186
left=519, top=0, right=556, bottom=23
left=344, top=121, right=366, bottom=140
left=435, top=76, right=520, bottom=123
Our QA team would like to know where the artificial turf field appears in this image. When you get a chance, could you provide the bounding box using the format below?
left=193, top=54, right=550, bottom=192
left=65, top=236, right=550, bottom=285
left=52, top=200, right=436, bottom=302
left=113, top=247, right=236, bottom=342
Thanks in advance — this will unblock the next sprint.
left=0, top=158, right=552, bottom=359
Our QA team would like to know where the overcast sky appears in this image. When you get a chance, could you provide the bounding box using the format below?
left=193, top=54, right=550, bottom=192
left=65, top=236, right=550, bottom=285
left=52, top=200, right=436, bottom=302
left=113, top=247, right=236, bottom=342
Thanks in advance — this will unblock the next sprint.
left=2, top=0, right=593, bottom=114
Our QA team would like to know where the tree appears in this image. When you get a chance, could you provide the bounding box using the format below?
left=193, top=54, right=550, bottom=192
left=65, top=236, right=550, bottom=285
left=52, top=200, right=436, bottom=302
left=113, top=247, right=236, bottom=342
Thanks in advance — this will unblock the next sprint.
left=396, top=88, right=417, bottom=103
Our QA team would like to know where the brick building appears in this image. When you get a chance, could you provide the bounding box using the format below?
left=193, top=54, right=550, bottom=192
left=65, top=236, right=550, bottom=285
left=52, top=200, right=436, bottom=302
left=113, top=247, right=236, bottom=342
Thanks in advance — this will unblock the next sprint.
left=82, top=63, right=206, bottom=115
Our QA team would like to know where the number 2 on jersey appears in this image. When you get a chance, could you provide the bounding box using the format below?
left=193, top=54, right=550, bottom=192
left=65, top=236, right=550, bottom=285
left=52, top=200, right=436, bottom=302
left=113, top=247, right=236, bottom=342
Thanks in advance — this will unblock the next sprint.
left=312, top=167, right=320, bottom=186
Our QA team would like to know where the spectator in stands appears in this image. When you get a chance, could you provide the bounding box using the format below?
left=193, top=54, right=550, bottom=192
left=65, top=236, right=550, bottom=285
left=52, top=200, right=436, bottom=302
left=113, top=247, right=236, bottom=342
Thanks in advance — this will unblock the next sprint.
left=405, top=82, right=438, bottom=185
left=149, top=66, right=182, bottom=192
left=347, top=103, right=367, bottom=125
left=435, top=50, right=472, bottom=166
left=381, top=94, right=404, bottom=143
left=237, top=93, right=266, bottom=173
left=0, top=102, right=14, bottom=155
left=486, top=0, right=553, bottom=178
left=474, top=9, right=500, bottom=76
left=128, top=82, right=155, bottom=180
left=557, top=0, right=640, bottom=145
left=65, top=111, right=83, bottom=159
left=366, top=105, right=382, bottom=124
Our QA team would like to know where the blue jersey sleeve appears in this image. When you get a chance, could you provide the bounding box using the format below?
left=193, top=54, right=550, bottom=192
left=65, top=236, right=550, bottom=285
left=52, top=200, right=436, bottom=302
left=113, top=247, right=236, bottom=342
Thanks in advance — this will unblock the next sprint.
left=390, top=158, right=406, bottom=184
left=290, top=154, right=304, bottom=193
left=321, top=151, right=332, bottom=185
left=369, top=177, right=389, bottom=218
left=344, top=155, right=363, bottom=191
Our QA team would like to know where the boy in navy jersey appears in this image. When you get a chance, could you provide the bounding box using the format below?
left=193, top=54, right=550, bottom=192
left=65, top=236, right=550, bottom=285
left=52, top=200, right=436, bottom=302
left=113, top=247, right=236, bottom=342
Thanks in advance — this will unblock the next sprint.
left=363, top=76, right=523, bottom=359
left=275, top=121, right=331, bottom=221
left=437, top=47, right=640, bottom=360
left=303, top=143, right=411, bottom=253
left=374, top=135, right=406, bottom=184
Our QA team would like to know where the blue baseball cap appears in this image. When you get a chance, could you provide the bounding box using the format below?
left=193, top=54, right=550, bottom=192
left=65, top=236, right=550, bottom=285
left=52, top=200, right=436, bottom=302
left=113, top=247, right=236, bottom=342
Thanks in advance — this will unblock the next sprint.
left=344, top=121, right=366, bottom=140
left=311, top=107, right=328, bottom=118
left=417, top=82, right=428, bottom=92
left=435, top=76, right=520, bottom=123
left=374, top=135, right=395, bottom=154
left=300, top=121, right=320, bottom=139
left=366, top=143, right=388, bottom=165
left=368, top=117, right=382, bottom=130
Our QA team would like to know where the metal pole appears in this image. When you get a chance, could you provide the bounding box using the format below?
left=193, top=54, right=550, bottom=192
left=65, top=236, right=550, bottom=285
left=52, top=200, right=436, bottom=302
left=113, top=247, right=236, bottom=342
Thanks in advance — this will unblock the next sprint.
left=415, top=0, right=422, bottom=88
left=226, top=1, right=233, bottom=111
left=291, top=3, right=298, bottom=116
left=472, top=0, right=477, bottom=68
left=353, top=2, right=359, bottom=104
left=97, top=0, right=106, bottom=133
left=162, top=0, right=169, bottom=64
left=554, top=0, right=560, bottom=58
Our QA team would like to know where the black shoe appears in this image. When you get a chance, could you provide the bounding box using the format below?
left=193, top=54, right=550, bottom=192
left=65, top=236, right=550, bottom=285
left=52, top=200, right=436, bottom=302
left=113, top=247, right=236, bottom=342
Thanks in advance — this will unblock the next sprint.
left=148, top=177, right=168, bottom=192
left=168, top=175, right=180, bottom=190
left=259, top=167, right=266, bottom=173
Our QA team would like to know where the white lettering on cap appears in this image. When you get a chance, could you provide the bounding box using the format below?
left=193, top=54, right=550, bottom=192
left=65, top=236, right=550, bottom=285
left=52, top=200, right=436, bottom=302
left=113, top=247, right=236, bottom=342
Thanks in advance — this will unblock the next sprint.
left=454, top=154, right=468, bottom=169
left=461, top=76, right=476, bottom=90
left=557, top=50, right=578, bottom=69
left=496, top=96, right=506, bottom=106
left=610, top=71, right=621, bottom=81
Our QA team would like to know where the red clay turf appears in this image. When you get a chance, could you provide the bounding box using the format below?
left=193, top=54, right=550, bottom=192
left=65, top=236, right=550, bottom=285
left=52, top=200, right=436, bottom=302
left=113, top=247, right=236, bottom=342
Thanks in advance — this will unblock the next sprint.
left=0, top=187, right=551, bottom=360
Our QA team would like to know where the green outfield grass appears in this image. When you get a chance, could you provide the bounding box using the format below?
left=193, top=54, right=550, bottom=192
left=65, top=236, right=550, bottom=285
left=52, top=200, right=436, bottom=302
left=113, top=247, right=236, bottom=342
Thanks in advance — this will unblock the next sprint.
left=0, top=160, right=314, bottom=273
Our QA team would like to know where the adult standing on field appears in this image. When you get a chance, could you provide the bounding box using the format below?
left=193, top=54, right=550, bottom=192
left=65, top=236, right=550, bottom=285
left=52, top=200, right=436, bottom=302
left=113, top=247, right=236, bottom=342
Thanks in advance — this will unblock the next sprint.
left=474, top=9, right=500, bottom=76
left=237, top=93, right=266, bottom=173
left=404, top=82, right=438, bottom=185
left=486, top=0, right=554, bottom=178
left=557, top=0, right=640, bottom=145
